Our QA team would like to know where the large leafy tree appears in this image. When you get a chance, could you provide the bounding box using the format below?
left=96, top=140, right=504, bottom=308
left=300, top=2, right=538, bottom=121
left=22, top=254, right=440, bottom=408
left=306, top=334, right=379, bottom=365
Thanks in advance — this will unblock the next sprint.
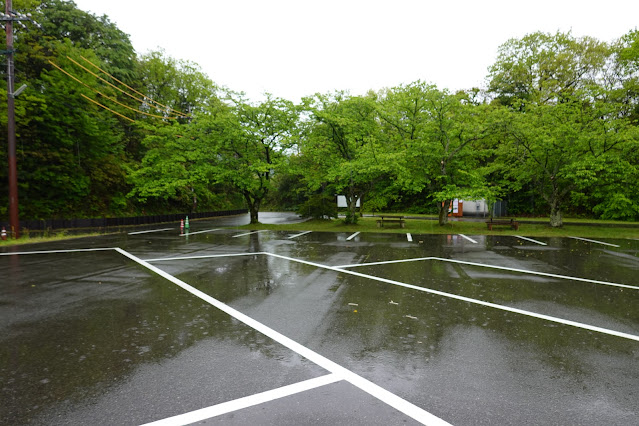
left=487, top=31, right=609, bottom=107
left=379, top=82, right=494, bottom=225
left=218, top=94, right=298, bottom=223
left=489, top=31, right=639, bottom=225
left=299, top=92, right=388, bottom=224
left=135, top=93, right=299, bottom=222
left=0, top=0, right=139, bottom=218
left=137, top=50, right=216, bottom=122
left=127, top=117, right=234, bottom=213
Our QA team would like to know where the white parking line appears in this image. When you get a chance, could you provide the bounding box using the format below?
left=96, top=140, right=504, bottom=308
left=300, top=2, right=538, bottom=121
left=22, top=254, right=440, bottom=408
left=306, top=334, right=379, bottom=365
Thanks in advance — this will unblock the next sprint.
left=128, top=228, right=174, bottom=235
left=265, top=252, right=639, bottom=342
left=458, top=234, right=478, bottom=243
left=145, top=252, right=262, bottom=263
left=407, top=233, right=413, bottom=242
left=288, top=231, right=312, bottom=239
left=141, top=374, right=343, bottom=426
left=232, top=230, right=268, bottom=238
left=335, top=257, right=436, bottom=269
left=514, top=235, right=547, bottom=246
left=180, top=228, right=221, bottom=236
left=116, top=248, right=451, bottom=426
left=346, top=232, right=360, bottom=241
left=569, top=236, right=620, bottom=248
left=335, top=256, right=639, bottom=291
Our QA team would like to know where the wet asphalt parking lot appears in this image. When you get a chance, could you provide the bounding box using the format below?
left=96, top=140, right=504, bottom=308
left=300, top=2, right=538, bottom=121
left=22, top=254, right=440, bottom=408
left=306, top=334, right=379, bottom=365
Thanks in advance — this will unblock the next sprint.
left=2, top=212, right=639, bottom=425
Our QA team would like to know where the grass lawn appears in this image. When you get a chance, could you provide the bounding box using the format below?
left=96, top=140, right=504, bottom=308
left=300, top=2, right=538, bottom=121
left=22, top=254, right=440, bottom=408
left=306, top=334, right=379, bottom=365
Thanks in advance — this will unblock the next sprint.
left=243, top=215, right=639, bottom=240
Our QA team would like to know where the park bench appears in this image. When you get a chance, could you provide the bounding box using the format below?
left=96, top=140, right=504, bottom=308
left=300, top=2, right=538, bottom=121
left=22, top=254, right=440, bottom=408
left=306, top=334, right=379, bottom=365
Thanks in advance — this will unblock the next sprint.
left=486, top=218, right=519, bottom=230
left=377, top=215, right=406, bottom=228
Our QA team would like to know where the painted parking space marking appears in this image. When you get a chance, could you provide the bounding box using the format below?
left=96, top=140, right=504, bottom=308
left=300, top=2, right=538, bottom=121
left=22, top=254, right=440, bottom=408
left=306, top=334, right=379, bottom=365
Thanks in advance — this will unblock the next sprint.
left=569, top=236, right=620, bottom=248
left=336, top=257, right=436, bottom=269
left=288, top=231, right=312, bottom=239
left=458, top=234, right=478, bottom=243
left=118, top=248, right=450, bottom=426
left=145, top=251, right=639, bottom=342
left=128, top=228, right=174, bottom=235
left=264, top=253, right=639, bottom=342
left=407, top=233, right=413, bottom=242
left=180, top=228, right=221, bottom=236
left=335, top=256, right=639, bottom=291
left=144, top=252, right=262, bottom=263
left=514, top=235, right=547, bottom=246
left=142, top=374, right=343, bottom=426
left=346, top=232, right=360, bottom=241
left=232, top=230, right=268, bottom=238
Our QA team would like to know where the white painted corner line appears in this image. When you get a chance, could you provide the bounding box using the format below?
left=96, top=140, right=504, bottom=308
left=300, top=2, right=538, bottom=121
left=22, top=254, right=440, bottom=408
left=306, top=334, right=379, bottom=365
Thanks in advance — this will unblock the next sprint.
left=407, top=233, right=413, bottom=242
left=514, top=235, right=547, bottom=246
left=458, top=234, right=478, bottom=244
left=288, top=231, right=312, bottom=239
left=115, top=248, right=450, bottom=426
left=141, top=374, right=343, bottom=426
left=335, top=255, right=638, bottom=291
left=265, top=252, right=639, bottom=342
left=180, top=228, right=221, bottom=236
left=232, top=230, right=268, bottom=238
left=346, top=232, right=360, bottom=241
left=128, top=228, right=174, bottom=235
left=568, top=236, right=620, bottom=248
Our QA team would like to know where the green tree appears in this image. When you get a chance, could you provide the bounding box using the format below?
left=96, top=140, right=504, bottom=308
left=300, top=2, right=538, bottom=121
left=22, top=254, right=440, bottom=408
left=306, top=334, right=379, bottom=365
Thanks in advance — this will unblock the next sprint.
left=487, top=31, right=609, bottom=107
left=379, top=82, right=494, bottom=225
left=498, top=96, right=637, bottom=226
left=137, top=50, right=216, bottom=121
left=127, top=118, right=234, bottom=212
left=0, top=0, right=142, bottom=218
left=300, top=92, right=388, bottom=224
left=489, top=31, right=639, bottom=225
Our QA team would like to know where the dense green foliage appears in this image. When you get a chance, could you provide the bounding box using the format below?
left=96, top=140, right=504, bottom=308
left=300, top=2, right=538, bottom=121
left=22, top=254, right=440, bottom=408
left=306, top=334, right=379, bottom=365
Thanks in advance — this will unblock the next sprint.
left=1, top=1, right=638, bottom=227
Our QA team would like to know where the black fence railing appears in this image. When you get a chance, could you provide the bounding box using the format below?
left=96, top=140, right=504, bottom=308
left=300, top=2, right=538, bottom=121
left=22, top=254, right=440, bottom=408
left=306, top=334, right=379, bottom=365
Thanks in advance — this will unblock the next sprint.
left=0, top=209, right=248, bottom=232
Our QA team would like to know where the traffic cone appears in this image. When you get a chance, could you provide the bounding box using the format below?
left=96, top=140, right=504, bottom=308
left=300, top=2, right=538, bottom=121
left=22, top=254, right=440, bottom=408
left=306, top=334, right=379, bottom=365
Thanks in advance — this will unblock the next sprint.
left=185, top=216, right=190, bottom=230
left=1, top=227, right=6, bottom=241
left=180, top=219, right=184, bottom=232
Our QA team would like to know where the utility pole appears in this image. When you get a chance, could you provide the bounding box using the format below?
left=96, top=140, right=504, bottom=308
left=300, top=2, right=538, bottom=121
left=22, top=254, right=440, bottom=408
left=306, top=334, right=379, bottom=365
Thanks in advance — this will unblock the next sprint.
left=2, top=1, right=35, bottom=238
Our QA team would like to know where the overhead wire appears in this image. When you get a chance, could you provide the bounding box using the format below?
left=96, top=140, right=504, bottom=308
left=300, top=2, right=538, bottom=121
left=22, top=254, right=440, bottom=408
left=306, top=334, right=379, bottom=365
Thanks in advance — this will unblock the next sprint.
left=48, top=59, right=181, bottom=120
left=80, top=94, right=135, bottom=123
left=79, top=55, right=190, bottom=118
left=65, top=55, right=188, bottom=120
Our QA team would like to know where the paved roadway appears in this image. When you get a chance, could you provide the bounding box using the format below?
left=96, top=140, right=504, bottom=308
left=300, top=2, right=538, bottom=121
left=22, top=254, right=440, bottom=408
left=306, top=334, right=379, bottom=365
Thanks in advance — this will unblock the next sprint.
left=1, top=213, right=638, bottom=425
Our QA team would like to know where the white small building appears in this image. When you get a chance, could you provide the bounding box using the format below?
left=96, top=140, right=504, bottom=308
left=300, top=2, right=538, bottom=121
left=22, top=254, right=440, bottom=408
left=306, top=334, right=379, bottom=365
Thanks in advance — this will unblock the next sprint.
left=337, top=195, right=360, bottom=208
left=461, top=199, right=490, bottom=217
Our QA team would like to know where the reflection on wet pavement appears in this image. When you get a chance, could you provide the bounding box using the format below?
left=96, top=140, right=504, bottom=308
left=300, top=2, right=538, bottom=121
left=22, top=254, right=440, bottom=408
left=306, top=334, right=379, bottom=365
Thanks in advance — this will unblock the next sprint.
left=1, top=216, right=638, bottom=425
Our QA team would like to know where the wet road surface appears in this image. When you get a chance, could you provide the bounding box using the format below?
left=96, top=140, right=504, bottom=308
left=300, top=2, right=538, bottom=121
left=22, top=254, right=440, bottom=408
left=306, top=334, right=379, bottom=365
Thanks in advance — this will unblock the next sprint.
left=1, top=213, right=639, bottom=425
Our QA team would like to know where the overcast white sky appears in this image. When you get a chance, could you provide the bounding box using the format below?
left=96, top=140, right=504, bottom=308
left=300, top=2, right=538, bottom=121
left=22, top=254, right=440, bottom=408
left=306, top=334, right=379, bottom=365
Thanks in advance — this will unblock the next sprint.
left=72, top=0, right=638, bottom=103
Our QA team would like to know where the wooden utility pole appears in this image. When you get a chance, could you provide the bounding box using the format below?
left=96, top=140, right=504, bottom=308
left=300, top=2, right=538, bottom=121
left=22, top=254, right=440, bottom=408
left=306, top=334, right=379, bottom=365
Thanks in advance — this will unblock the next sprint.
left=2, top=1, right=34, bottom=238
left=5, top=0, right=19, bottom=238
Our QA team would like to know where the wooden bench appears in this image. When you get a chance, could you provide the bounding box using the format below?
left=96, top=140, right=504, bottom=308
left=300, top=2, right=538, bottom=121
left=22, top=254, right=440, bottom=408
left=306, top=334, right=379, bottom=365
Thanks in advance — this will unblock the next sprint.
left=486, top=218, right=519, bottom=230
left=376, top=215, right=406, bottom=228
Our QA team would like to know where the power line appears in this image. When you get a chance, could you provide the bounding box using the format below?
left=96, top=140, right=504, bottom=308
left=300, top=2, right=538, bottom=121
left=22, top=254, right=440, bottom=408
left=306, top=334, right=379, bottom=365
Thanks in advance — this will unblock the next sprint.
left=80, top=94, right=136, bottom=123
left=48, top=59, right=181, bottom=120
left=79, top=55, right=190, bottom=118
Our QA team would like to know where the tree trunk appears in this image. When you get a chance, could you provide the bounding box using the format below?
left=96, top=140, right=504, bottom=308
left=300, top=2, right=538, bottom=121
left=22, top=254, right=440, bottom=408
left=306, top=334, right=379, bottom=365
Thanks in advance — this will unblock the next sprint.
left=549, top=199, right=563, bottom=228
left=344, top=196, right=358, bottom=224
left=438, top=200, right=451, bottom=226
left=249, top=206, right=259, bottom=224
left=244, top=193, right=261, bottom=224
